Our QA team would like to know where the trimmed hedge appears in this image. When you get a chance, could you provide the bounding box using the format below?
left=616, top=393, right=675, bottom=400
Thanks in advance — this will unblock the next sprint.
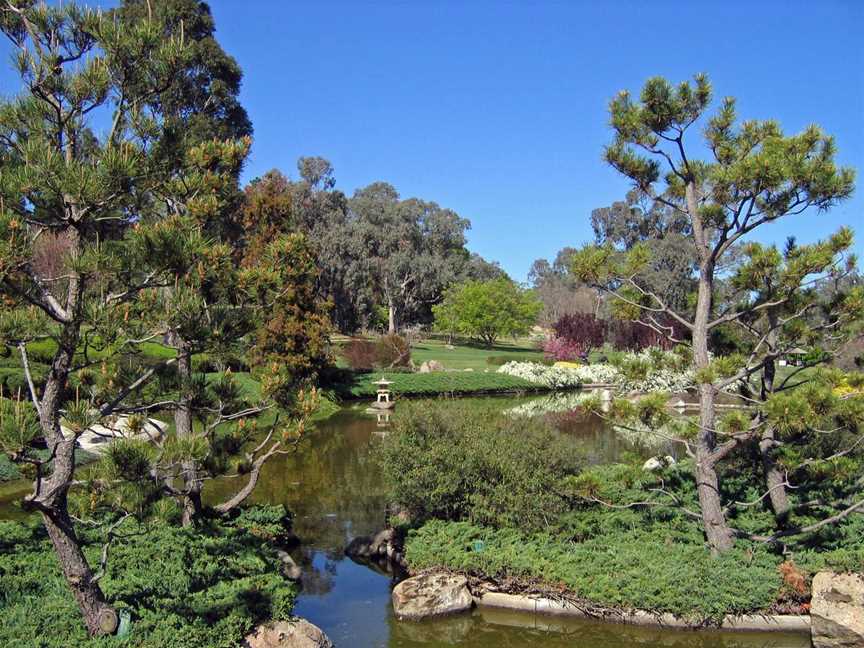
left=339, top=371, right=545, bottom=399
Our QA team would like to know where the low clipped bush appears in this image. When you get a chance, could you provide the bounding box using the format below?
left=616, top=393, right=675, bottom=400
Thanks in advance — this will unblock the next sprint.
left=379, top=401, right=583, bottom=531
left=0, top=509, right=296, bottom=648
left=404, top=519, right=783, bottom=622
left=343, top=371, right=542, bottom=398
left=0, top=366, right=46, bottom=398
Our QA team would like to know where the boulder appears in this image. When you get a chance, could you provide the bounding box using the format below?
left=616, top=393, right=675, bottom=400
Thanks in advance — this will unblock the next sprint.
left=345, top=528, right=394, bottom=560
left=392, top=572, right=473, bottom=620
left=811, top=571, right=864, bottom=648
left=419, top=360, right=444, bottom=373
left=346, top=527, right=407, bottom=571
left=243, top=619, right=333, bottom=648
left=642, top=455, right=676, bottom=471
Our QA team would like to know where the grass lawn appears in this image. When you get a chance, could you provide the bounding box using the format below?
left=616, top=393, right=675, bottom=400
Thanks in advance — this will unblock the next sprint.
left=410, top=337, right=544, bottom=370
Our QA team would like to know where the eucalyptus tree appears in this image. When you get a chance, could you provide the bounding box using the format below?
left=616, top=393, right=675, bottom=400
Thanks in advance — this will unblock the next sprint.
left=591, top=188, right=696, bottom=312
left=571, top=74, right=859, bottom=552
left=349, top=182, right=470, bottom=333
left=529, top=247, right=602, bottom=324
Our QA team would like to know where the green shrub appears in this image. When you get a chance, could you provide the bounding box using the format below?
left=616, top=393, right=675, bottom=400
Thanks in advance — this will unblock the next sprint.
left=0, top=367, right=44, bottom=397
left=0, top=511, right=296, bottom=648
left=0, top=453, right=20, bottom=481
left=379, top=401, right=583, bottom=531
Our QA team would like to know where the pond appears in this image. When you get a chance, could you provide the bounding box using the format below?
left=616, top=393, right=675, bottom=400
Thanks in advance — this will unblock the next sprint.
left=0, top=395, right=809, bottom=647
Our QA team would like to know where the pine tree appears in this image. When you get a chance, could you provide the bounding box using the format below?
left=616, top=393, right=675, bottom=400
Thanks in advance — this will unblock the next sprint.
left=571, top=74, right=860, bottom=553
left=0, top=2, right=317, bottom=634
left=0, top=1, right=188, bottom=633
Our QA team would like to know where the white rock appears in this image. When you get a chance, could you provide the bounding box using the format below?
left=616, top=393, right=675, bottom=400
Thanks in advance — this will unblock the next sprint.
left=243, top=619, right=333, bottom=648
left=392, top=573, right=473, bottom=620
left=811, top=571, right=864, bottom=648
left=642, top=455, right=676, bottom=471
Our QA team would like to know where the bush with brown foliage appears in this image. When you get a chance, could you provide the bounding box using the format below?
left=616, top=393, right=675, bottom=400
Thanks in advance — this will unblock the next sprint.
left=341, top=339, right=379, bottom=371
left=376, top=334, right=411, bottom=368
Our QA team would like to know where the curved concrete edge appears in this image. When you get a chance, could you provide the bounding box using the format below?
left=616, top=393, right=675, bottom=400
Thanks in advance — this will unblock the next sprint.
left=474, top=592, right=811, bottom=633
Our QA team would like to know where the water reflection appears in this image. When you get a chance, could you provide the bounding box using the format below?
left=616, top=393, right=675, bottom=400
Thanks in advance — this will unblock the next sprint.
left=388, top=608, right=810, bottom=648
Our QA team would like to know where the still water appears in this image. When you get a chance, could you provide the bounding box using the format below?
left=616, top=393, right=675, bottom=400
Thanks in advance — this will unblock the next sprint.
left=1, top=395, right=809, bottom=647
left=207, top=397, right=808, bottom=648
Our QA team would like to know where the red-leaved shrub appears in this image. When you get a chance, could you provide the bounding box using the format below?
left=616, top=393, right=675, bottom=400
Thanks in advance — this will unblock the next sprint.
left=542, top=336, right=584, bottom=362
left=551, top=313, right=606, bottom=356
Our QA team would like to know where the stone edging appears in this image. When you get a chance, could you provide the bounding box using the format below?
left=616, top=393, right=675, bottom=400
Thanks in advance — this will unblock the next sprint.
left=474, top=592, right=811, bottom=633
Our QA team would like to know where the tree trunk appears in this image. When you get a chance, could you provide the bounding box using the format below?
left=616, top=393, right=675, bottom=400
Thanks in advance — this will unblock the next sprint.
left=760, top=427, right=791, bottom=524
left=694, top=382, right=735, bottom=553
left=688, top=181, right=735, bottom=554
left=42, top=504, right=118, bottom=636
left=174, top=341, right=202, bottom=526
left=29, top=267, right=118, bottom=635
left=388, top=301, right=397, bottom=335
left=759, top=335, right=791, bottom=523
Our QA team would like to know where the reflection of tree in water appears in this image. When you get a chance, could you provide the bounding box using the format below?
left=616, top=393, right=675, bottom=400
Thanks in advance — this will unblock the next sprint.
left=510, top=393, right=680, bottom=462
left=292, top=547, right=338, bottom=597
left=204, top=408, right=389, bottom=553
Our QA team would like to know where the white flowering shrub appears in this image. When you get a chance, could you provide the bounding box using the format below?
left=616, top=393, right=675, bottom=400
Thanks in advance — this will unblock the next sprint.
left=499, top=347, right=702, bottom=393
left=497, top=361, right=620, bottom=389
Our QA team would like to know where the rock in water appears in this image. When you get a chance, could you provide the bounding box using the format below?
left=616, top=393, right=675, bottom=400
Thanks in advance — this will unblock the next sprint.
left=345, top=528, right=395, bottom=560
left=392, top=573, right=473, bottom=620
left=244, top=619, right=333, bottom=648
left=811, top=571, right=864, bottom=648
left=275, top=549, right=303, bottom=581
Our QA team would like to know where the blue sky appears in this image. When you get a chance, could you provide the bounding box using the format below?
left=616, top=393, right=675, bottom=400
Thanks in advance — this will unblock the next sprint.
left=3, top=1, right=863, bottom=281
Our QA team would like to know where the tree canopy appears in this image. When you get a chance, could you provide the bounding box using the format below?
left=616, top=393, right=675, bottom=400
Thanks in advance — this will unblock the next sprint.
left=433, top=279, right=541, bottom=347
left=0, top=1, right=318, bottom=635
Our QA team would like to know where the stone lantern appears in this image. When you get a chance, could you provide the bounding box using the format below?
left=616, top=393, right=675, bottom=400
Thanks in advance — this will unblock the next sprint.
left=371, top=377, right=395, bottom=410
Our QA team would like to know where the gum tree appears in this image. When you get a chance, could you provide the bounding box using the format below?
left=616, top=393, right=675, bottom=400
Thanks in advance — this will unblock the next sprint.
left=572, top=74, right=857, bottom=552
